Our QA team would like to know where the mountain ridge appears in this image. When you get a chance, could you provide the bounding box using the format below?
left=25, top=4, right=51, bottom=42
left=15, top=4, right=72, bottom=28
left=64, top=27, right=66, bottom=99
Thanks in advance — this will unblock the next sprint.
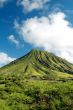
left=0, top=49, right=73, bottom=80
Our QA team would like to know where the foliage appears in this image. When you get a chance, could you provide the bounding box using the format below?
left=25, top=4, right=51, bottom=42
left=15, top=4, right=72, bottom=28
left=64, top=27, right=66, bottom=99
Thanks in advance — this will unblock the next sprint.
left=0, top=50, right=73, bottom=110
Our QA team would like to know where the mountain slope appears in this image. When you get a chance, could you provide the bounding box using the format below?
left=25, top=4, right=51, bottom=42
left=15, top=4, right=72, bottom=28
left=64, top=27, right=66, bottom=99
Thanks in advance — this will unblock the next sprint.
left=0, top=49, right=73, bottom=110
left=0, top=49, right=73, bottom=80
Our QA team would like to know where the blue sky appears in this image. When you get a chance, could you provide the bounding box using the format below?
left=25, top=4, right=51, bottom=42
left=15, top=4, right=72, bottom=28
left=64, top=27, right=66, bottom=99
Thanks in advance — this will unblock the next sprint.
left=0, top=0, right=73, bottom=66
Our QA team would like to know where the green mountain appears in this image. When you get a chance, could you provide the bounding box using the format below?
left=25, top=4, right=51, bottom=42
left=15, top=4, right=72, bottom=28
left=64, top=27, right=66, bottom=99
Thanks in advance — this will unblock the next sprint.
left=0, top=49, right=73, bottom=110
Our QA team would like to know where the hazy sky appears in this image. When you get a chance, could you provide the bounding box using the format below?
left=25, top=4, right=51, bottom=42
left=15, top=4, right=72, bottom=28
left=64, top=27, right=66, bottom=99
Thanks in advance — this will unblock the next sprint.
left=0, top=0, right=73, bottom=66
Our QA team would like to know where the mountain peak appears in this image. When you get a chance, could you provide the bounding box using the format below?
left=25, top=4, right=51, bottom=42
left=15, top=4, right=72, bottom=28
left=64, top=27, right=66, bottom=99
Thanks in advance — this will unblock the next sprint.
left=30, top=49, right=47, bottom=54
left=28, top=49, right=53, bottom=59
left=1, top=49, right=73, bottom=79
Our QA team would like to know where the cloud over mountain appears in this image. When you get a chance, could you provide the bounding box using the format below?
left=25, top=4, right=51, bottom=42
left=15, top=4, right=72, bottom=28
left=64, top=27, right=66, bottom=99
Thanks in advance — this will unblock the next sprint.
left=15, top=12, right=73, bottom=63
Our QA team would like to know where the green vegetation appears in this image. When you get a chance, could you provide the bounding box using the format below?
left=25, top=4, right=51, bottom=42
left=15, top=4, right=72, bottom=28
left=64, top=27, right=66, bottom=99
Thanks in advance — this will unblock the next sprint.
left=0, top=49, right=73, bottom=110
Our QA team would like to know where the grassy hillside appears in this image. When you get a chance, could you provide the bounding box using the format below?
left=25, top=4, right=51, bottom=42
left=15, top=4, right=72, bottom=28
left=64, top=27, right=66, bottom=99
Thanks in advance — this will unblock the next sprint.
left=0, top=49, right=73, bottom=110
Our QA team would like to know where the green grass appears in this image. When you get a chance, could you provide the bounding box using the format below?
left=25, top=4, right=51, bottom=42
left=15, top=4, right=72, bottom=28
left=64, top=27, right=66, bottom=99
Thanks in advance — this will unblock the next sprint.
left=0, top=79, right=73, bottom=110
left=0, top=49, right=73, bottom=110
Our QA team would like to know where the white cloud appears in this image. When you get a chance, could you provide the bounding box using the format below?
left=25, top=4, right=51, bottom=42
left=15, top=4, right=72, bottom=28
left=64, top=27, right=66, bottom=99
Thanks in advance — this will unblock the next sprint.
left=15, top=12, right=73, bottom=63
left=8, top=35, right=19, bottom=47
left=0, top=0, right=8, bottom=7
left=0, top=52, right=15, bottom=67
left=17, top=0, right=50, bottom=12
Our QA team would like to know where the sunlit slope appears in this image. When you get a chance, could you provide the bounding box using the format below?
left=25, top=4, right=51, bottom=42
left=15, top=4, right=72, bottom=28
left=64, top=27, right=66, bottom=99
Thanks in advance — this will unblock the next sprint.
left=0, top=50, right=73, bottom=110
left=0, top=49, right=73, bottom=80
